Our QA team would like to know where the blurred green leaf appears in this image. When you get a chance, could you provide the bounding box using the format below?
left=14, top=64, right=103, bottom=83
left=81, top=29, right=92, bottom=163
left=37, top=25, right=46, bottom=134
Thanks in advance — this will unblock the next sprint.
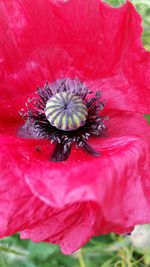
left=28, top=242, right=58, bottom=260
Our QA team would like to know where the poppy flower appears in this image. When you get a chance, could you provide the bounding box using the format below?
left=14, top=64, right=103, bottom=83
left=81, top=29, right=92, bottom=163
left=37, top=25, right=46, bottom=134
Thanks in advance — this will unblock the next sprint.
left=1, top=0, right=150, bottom=254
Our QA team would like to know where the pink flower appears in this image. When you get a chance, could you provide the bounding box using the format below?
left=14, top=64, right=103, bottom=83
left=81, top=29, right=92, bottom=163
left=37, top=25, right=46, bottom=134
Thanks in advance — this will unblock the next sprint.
left=0, top=0, right=150, bottom=254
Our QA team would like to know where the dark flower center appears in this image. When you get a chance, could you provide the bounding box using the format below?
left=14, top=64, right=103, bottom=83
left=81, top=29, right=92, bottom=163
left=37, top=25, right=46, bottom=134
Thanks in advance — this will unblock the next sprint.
left=19, top=78, right=107, bottom=162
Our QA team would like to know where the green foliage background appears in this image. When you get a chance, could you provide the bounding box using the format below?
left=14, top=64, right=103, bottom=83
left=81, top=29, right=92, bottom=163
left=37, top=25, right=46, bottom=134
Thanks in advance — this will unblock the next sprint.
left=1, top=1, right=150, bottom=266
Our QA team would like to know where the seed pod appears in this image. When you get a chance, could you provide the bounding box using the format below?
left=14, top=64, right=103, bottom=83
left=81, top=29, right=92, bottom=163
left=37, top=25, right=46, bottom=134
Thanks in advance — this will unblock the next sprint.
left=45, top=92, right=88, bottom=131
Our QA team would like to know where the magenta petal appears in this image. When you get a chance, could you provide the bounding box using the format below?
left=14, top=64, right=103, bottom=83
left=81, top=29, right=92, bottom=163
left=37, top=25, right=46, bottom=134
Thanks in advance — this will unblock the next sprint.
left=0, top=111, right=150, bottom=253
left=0, top=112, right=150, bottom=253
left=0, top=0, right=150, bottom=118
left=20, top=201, right=101, bottom=254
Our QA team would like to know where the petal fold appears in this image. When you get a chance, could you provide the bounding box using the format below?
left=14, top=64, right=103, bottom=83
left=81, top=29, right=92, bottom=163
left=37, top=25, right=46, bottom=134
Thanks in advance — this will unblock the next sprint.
left=0, top=112, right=150, bottom=254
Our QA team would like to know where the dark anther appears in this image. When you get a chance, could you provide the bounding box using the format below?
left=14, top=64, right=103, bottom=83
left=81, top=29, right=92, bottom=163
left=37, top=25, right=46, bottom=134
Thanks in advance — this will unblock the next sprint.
left=51, top=143, right=72, bottom=162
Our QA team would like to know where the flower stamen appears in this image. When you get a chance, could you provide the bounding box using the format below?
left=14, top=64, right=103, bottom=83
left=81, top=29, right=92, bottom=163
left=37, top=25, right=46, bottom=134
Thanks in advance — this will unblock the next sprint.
left=19, top=78, right=107, bottom=162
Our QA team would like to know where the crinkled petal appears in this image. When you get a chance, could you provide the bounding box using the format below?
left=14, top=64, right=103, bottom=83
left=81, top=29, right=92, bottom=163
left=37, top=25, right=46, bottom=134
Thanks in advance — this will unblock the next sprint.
left=0, top=133, right=100, bottom=253
left=20, top=201, right=101, bottom=254
left=0, top=112, right=150, bottom=253
left=0, top=0, right=150, bottom=119
left=0, top=151, right=101, bottom=254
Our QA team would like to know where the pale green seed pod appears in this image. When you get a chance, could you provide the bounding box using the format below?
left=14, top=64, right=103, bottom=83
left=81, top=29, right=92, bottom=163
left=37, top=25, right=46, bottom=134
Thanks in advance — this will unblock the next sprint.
left=45, top=92, right=88, bottom=131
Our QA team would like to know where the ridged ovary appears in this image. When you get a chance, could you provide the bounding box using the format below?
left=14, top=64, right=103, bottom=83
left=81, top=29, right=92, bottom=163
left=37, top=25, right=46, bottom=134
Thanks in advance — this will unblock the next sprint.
left=45, top=92, right=88, bottom=131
